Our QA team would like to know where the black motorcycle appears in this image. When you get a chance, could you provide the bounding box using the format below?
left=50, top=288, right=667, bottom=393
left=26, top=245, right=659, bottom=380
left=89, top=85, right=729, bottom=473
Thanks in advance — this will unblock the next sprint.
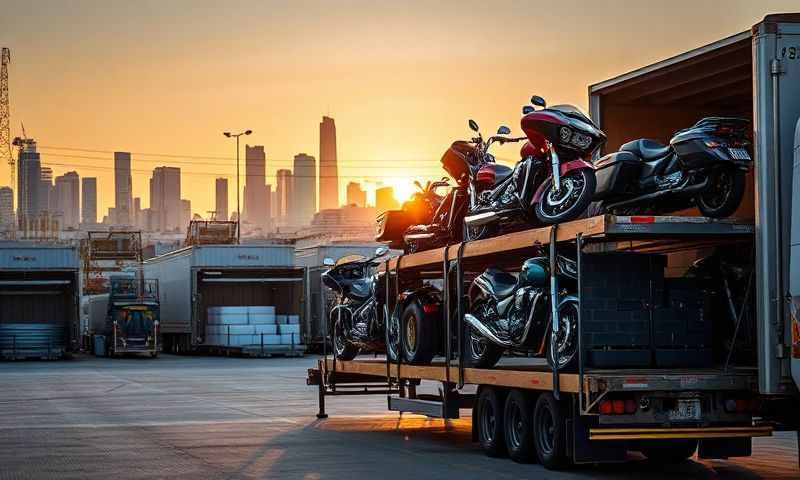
left=463, top=252, right=579, bottom=370
left=321, top=246, right=393, bottom=361
left=591, top=117, right=751, bottom=218
left=376, top=178, right=451, bottom=252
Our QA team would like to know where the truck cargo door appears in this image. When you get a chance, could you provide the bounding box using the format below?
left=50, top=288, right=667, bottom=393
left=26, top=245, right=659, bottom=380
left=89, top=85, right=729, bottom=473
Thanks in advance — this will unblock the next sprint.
left=754, top=16, right=800, bottom=394
left=791, top=117, right=800, bottom=389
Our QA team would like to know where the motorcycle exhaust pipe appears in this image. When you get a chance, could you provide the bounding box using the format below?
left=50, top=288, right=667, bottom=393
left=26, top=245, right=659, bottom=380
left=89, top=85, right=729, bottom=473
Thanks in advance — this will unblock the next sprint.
left=463, top=211, right=498, bottom=226
left=403, top=232, right=435, bottom=240
left=464, top=313, right=513, bottom=348
left=606, top=177, right=710, bottom=211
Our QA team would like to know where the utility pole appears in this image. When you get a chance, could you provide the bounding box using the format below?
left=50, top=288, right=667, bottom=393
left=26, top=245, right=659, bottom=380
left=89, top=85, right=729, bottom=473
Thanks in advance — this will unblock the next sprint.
left=1, top=48, right=11, bottom=187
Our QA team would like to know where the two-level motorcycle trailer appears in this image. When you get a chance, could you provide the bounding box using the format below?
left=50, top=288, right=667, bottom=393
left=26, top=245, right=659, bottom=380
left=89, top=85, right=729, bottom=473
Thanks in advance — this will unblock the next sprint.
left=309, top=214, right=780, bottom=468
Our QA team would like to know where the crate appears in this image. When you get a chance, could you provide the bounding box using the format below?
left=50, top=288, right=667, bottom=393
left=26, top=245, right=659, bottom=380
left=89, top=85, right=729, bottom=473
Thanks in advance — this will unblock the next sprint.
left=653, top=277, right=712, bottom=367
left=581, top=253, right=666, bottom=368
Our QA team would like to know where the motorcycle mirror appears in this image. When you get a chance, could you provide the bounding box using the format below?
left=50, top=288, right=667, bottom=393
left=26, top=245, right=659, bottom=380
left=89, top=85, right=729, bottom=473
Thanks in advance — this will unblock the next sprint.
left=468, top=119, right=479, bottom=132
left=322, top=257, right=335, bottom=266
left=497, top=125, right=511, bottom=135
left=522, top=105, right=535, bottom=115
left=374, top=246, right=389, bottom=257
left=414, top=180, right=423, bottom=191
left=531, top=95, right=547, bottom=107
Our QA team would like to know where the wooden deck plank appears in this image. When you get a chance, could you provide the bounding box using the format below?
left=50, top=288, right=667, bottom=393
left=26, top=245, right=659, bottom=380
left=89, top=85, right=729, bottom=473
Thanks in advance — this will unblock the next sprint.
left=324, top=359, right=580, bottom=393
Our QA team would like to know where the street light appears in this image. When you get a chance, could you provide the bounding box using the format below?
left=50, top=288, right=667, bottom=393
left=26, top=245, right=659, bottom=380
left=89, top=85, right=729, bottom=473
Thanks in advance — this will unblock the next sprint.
left=223, top=129, right=252, bottom=243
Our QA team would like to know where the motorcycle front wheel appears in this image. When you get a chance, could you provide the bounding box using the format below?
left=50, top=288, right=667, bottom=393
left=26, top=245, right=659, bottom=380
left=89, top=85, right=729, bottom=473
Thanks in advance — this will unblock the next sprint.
left=695, top=168, right=746, bottom=218
left=546, top=297, right=579, bottom=371
left=535, top=169, right=596, bottom=224
left=332, top=316, right=359, bottom=361
left=384, top=305, right=401, bottom=363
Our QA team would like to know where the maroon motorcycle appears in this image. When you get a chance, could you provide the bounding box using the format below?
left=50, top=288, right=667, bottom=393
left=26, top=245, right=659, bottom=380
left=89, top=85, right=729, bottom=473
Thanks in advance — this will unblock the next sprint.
left=463, top=96, right=607, bottom=238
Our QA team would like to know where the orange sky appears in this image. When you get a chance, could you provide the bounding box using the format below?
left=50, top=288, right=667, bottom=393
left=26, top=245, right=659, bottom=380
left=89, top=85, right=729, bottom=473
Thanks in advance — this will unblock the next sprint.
left=1, top=0, right=796, bottom=217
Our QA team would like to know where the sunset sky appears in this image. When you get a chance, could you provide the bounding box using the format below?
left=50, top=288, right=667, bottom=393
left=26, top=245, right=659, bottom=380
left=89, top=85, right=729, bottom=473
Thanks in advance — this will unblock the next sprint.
left=1, top=0, right=796, bottom=217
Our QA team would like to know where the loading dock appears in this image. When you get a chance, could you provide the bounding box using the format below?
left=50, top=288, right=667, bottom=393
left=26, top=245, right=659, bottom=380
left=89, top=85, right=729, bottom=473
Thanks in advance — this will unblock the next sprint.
left=0, top=244, right=79, bottom=359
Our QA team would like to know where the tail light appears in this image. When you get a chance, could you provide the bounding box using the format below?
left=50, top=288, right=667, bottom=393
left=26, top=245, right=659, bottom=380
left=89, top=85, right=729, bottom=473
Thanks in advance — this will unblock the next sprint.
left=599, top=397, right=638, bottom=415
left=422, top=303, right=438, bottom=314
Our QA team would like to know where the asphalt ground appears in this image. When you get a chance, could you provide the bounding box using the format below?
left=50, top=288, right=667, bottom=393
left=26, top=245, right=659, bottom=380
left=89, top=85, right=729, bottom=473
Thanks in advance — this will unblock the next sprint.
left=0, top=354, right=797, bottom=479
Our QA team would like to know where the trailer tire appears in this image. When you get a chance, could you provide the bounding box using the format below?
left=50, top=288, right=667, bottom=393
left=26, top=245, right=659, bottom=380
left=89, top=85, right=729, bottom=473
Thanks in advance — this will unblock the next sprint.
left=401, top=301, right=436, bottom=365
left=504, top=389, right=537, bottom=463
left=533, top=392, right=569, bottom=470
left=639, top=440, right=697, bottom=464
left=475, top=386, right=506, bottom=457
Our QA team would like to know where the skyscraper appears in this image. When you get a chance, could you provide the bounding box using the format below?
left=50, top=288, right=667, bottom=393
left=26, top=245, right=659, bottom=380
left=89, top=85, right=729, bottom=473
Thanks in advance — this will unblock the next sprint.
left=346, top=181, right=367, bottom=207
left=244, top=145, right=269, bottom=228
left=375, top=186, right=399, bottom=213
left=54, top=171, right=80, bottom=229
left=81, top=177, right=97, bottom=225
left=275, top=169, right=292, bottom=224
left=39, top=166, right=53, bottom=215
left=16, top=138, right=40, bottom=226
left=180, top=199, right=191, bottom=231
left=133, top=197, right=142, bottom=228
left=114, top=151, right=133, bottom=225
left=215, top=178, right=228, bottom=221
left=319, top=116, right=338, bottom=210
left=149, top=166, right=181, bottom=232
left=292, top=153, right=316, bottom=225
left=0, top=187, right=14, bottom=228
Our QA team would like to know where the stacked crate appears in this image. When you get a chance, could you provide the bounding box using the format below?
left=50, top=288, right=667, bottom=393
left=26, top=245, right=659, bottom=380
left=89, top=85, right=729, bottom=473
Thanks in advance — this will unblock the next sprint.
left=206, top=306, right=301, bottom=347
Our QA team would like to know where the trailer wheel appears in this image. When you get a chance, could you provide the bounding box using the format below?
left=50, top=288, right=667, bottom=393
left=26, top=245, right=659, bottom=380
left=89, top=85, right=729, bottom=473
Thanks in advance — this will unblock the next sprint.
left=504, top=389, right=537, bottom=463
left=638, top=440, right=697, bottom=464
left=401, top=301, right=436, bottom=365
left=533, top=392, right=569, bottom=470
left=475, top=387, right=506, bottom=457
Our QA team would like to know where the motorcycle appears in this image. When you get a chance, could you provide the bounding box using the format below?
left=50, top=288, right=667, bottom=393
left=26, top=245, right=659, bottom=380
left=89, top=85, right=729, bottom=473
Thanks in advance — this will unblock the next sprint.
left=463, top=250, right=579, bottom=370
left=590, top=117, right=751, bottom=218
left=321, top=246, right=392, bottom=361
left=463, top=95, right=606, bottom=237
left=376, top=178, right=450, bottom=251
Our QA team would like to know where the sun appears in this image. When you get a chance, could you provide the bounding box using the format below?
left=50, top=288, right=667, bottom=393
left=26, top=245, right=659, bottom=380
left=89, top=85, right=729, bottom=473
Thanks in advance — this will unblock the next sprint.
left=384, top=178, right=416, bottom=204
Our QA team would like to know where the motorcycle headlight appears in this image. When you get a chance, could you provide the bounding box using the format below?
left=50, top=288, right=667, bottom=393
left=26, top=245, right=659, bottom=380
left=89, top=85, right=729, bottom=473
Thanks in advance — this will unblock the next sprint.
left=559, top=127, right=572, bottom=143
left=570, top=132, right=592, bottom=149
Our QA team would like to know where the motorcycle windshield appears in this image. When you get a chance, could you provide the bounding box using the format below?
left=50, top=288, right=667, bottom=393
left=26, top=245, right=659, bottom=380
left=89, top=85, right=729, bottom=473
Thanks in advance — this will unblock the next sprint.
left=549, top=104, right=597, bottom=128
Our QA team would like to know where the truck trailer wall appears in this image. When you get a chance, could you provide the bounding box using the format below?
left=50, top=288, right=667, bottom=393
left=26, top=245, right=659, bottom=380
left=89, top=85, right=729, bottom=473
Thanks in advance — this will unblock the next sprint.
left=589, top=14, right=800, bottom=394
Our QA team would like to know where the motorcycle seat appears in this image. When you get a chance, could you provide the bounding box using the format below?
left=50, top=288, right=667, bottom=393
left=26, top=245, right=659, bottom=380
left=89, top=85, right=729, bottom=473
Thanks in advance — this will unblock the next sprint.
left=620, top=139, right=671, bottom=161
left=482, top=267, right=518, bottom=298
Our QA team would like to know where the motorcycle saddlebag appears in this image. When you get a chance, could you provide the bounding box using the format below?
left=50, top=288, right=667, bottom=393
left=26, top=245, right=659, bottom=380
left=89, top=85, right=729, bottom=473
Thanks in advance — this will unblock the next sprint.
left=441, top=141, right=477, bottom=182
left=593, top=151, right=641, bottom=201
left=376, top=210, right=411, bottom=249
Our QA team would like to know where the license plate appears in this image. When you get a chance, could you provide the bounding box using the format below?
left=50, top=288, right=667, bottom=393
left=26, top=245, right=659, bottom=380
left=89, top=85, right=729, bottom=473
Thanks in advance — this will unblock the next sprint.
left=728, top=148, right=751, bottom=161
left=668, top=399, right=702, bottom=421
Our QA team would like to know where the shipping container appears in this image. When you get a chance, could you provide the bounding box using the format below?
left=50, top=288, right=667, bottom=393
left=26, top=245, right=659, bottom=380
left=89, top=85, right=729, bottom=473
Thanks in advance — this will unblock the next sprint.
left=144, top=244, right=308, bottom=355
left=0, top=243, right=80, bottom=359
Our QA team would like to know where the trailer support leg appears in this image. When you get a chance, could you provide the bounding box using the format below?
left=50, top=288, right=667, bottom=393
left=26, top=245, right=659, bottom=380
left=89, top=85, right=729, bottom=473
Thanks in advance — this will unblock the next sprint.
left=316, top=372, right=328, bottom=419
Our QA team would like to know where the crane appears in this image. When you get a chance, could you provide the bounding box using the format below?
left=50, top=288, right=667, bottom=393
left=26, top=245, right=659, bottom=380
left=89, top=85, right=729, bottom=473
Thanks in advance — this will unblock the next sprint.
left=0, top=48, right=10, bottom=187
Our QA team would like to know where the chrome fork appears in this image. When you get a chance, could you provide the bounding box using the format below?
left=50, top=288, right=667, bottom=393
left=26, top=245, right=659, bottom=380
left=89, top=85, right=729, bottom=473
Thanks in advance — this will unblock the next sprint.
left=549, top=142, right=561, bottom=192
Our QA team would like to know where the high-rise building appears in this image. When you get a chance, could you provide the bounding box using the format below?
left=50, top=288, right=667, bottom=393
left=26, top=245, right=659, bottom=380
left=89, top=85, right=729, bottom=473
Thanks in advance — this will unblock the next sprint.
left=149, top=166, right=181, bottom=232
left=114, top=152, right=133, bottom=225
left=133, top=197, right=142, bottom=228
left=39, top=166, right=53, bottom=215
left=16, top=138, right=40, bottom=226
left=292, top=153, right=316, bottom=226
left=346, top=181, right=367, bottom=207
left=375, top=186, right=399, bottom=213
left=81, top=177, right=97, bottom=225
left=54, top=171, right=80, bottom=229
left=275, top=169, right=292, bottom=224
left=243, top=145, right=269, bottom=229
left=319, top=116, right=338, bottom=210
left=215, top=178, right=228, bottom=221
left=0, top=187, right=14, bottom=228
left=180, top=199, right=191, bottom=232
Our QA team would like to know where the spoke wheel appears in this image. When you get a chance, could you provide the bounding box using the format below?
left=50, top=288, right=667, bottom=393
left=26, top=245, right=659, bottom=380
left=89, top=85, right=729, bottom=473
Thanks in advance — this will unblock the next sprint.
left=547, top=298, right=579, bottom=371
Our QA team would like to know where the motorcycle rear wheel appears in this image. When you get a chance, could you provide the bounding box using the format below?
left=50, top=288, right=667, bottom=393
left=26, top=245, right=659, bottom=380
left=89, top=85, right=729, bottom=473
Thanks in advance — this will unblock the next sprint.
left=464, top=302, right=505, bottom=368
left=535, top=169, right=596, bottom=224
left=695, top=168, right=746, bottom=218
